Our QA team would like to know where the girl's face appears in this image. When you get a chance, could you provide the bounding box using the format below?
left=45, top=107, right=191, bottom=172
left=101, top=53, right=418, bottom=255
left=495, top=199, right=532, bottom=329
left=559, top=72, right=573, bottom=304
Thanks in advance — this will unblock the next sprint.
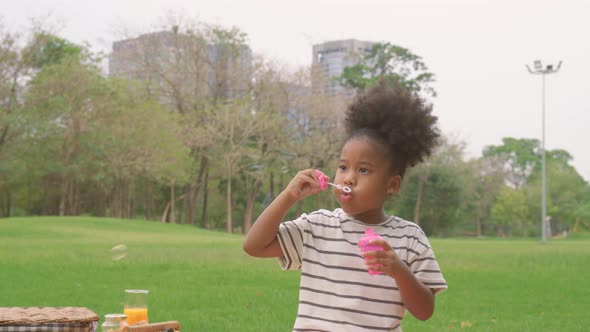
left=333, top=137, right=401, bottom=224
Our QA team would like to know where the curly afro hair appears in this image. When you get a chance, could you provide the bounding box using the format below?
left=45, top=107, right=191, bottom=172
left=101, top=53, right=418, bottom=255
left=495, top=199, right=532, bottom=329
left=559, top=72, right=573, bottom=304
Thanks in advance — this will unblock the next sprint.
left=344, top=79, right=440, bottom=177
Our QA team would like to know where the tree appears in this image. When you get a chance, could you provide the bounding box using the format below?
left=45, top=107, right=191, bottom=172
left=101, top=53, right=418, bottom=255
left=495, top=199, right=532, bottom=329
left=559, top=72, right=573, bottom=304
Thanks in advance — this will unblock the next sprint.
left=286, top=85, right=349, bottom=217
left=491, top=186, right=529, bottom=236
left=27, top=33, right=83, bottom=68
left=392, top=137, right=470, bottom=236
left=483, top=138, right=589, bottom=237
left=20, top=37, right=96, bottom=216
left=239, top=58, right=291, bottom=233
left=483, top=137, right=540, bottom=189
left=19, top=31, right=190, bottom=218
left=0, top=22, right=58, bottom=216
left=0, top=22, right=24, bottom=216
left=96, top=78, right=189, bottom=219
left=524, top=150, right=589, bottom=235
left=0, top=23, right=60, bottom=156
left=573, top=203, right=590, bottom=232
left=113, top=18, right=252, bottom=227
left=205, top=96, right=270, bottom=233
left=0, top=23, right=22, bottom=154
left=466, top=156, right=505, bottom=236
left=337, top=42, right=436, bottom=98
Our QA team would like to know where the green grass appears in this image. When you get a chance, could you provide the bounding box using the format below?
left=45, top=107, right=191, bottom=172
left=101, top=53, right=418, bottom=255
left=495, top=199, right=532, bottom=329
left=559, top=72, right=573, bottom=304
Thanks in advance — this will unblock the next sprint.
left=1, top=217, right=589, bottom=331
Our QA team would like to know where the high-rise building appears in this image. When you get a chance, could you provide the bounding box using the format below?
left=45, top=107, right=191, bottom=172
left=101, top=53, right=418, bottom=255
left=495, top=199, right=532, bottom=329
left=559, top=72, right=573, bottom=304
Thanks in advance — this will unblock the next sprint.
left=311, top=39, right=374, bottom=96
left=109, top=30, right=252, bottom=103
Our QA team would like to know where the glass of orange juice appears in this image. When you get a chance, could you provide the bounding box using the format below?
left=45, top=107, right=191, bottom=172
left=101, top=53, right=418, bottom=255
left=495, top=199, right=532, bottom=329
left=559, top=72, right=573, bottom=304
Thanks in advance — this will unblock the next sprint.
left=124, top=289, right=149, bottom=325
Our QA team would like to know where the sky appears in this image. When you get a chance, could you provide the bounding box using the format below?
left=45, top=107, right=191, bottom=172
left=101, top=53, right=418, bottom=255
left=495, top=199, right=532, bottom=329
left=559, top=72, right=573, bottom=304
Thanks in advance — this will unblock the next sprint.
left=4, top=0, right=590, bottom=180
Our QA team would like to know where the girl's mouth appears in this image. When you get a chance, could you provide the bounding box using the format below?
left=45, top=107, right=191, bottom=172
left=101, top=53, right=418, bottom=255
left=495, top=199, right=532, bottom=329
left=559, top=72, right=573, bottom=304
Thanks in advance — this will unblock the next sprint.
left=339, top=193, right=352, bottom=201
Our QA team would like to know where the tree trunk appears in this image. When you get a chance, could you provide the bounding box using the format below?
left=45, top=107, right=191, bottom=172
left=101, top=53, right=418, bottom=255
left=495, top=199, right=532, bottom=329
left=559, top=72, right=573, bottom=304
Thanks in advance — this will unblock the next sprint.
left=26, top=171, right=33, bottom=215
left=161, top=202, right=170, bottom=223
left=114, top=178, right=125, bottom=218
left=226, top=160, right=233, bottom=233
left=243, top=178, right=263, bottom=234
left=0, top=188, right=10, bottom=217
left=201, top=169, right=209, bottom=228
left=187, top=152, right=208, bottom=225
left=431, top=216, right=439, bottom=237
left=279, top=173, right=284, bottom=195
left=100, top=187, right=107, bottom=217
left=6, top=189, right=10, bottom=217
left=59, top=175, right=67, bottom=216
left=67, top=179, right=74, bottom=215
left=121, top=179, right=126, bottom=218
left=170, top=180, right=175, bottom=224
left=269, top=172, right=275, bottom=199
left=414, top=177, right=424, bottom=225
left=127, top=180, right=134, bottom=219
left=162, top=181, right=175, bottom=223
left=117, top=178, right=127, bottom=219
left=161, top=191, right=187, bottom=224
left=144, top=179, right=153, bottom=220
left=475, top=204, right=482, bottom=237
left=573, top=218, right=579, bottom=233
left=176, top=184, right=184, bottom=224
left=73, top=180, right=81, bottom=216
left=183, top=184, right=191, bottom=224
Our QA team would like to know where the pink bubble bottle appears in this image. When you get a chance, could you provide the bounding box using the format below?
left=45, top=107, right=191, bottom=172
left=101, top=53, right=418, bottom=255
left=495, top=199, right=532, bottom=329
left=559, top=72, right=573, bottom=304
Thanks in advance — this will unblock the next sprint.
left=357, top=228, right=385, bottom=275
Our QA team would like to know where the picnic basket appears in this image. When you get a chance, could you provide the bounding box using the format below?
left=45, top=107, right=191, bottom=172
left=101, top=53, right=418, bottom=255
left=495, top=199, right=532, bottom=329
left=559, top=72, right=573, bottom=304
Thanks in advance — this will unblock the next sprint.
left=0, top=307, right=98, bottom=332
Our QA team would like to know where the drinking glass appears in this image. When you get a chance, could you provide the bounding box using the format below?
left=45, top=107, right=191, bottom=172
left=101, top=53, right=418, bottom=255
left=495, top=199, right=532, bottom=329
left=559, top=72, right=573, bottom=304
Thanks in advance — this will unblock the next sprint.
left=123, top=289, right=149, bottom=325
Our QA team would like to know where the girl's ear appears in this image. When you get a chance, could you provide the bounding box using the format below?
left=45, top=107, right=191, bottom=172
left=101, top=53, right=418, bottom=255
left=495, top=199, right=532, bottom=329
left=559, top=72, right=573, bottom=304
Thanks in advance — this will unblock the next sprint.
left=387, top=175, right=402, bottom=195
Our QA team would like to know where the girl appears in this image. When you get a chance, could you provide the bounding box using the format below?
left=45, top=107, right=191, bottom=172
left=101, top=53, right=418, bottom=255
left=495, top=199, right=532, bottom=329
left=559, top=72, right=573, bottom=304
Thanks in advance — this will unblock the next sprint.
left=243, top=80, right=447, bottom=331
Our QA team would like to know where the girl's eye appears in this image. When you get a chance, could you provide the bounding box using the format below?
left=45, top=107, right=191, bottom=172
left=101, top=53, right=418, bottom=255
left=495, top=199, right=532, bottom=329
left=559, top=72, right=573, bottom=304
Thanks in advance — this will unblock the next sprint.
left=359, top=168, right=369, bottom=174
left=338, top=165, right=347, bottom=171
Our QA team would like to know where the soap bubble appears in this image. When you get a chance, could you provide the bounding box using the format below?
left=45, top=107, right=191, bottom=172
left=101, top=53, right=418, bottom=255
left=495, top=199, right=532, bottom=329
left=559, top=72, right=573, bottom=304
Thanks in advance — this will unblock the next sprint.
left=111, top=244, right=128, bottom=261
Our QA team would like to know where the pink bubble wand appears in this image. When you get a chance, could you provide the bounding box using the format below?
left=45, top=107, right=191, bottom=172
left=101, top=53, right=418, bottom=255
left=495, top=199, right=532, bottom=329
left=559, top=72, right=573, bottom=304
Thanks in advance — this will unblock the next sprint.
left=315, top=170, right=352, bottom=193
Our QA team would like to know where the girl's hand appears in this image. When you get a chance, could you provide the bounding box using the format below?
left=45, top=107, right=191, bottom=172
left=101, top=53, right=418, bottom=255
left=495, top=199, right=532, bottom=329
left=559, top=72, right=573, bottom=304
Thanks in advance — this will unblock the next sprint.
left=361, top=239, right=409, bottom=279
left=284, top=169, right=328, bottom=201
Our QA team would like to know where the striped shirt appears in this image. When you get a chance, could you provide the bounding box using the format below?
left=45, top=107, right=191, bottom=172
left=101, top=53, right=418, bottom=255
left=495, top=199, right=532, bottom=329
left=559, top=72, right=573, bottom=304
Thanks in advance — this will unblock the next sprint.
left=277, top=208, right=447, bottom=332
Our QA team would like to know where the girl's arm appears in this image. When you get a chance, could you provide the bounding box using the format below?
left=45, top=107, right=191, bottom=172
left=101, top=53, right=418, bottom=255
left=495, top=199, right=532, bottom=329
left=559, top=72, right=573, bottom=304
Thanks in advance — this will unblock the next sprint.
left=242, top=190, right=296, bottom=257
left=363, top=240, right=435, bottom=320
left=391, top=264, right=435, bottom=320
left=243, top=169, right=323, bottom=258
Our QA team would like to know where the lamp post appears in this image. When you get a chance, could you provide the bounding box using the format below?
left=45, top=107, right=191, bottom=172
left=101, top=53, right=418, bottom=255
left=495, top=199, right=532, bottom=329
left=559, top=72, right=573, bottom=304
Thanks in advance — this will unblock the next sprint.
left=526, top=60, right=562, bottom=242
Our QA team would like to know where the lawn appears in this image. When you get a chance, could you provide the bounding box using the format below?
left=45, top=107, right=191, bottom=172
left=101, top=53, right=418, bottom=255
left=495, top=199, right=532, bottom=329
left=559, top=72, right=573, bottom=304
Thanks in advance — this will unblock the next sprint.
left=1, top=217, right=588, bottom=331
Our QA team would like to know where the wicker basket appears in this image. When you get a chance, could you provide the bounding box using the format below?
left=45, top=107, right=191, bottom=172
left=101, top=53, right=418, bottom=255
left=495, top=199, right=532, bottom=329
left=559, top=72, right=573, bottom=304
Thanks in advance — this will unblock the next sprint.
left=0, top=307, right=98, bottom=332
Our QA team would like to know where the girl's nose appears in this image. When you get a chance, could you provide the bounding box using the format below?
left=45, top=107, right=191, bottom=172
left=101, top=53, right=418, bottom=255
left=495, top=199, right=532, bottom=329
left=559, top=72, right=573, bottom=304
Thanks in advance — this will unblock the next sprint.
left=343, top=172, right=355, bottom=186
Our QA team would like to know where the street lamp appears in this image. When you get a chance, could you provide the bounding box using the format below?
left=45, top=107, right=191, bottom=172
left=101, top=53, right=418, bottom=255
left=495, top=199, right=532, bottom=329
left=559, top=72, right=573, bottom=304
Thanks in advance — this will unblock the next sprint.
left=526, top=60, right=562, bottom=242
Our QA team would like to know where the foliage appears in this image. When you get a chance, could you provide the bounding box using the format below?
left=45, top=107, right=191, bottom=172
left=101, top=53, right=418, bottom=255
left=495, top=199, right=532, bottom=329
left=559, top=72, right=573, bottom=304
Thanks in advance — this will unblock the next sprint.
left=573, top=203, right=590, bottom=231
left=491, top=186, right=530, bottom=236
left=525, top=155, right=589, bottom=233
left=483, top=137, right=540, bottom=189
left=27, top=33, right=84, bottom=68
left=1, top=19, right=588, bottom=237
left=392, top=138, right=472, bottom=236
left=337, top=42, right=437, bottom=98
left=464, top=156, right=506, bottom=236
